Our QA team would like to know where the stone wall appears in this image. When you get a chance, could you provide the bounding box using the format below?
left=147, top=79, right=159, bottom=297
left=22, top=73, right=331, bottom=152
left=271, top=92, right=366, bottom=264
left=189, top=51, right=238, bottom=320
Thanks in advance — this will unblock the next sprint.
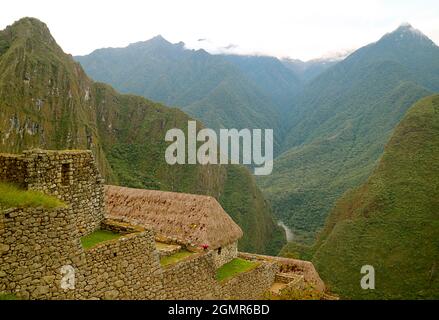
left=0, top=205, right=281, bottom=300
left=0, top=206, right=164, bottom=300
left=0, top=150, right=105, bottom=236
left=277, top=274, right=305, bottom=295
left=77, top=230, right=164, bottom=300
left=23, top=150, right=104, bottom=236
left=162, top=252, right=217, bottom=300
left=0, top=206, right=82, bottom=300
left=212, top=242, right=238, bottom=268
left=0, top=154, right=26, bottom=187
left=238, top=252, right=326, bottom=292
left=0, top=149, right=323, bottom=300
left=217, top=262, right=278, bottom=300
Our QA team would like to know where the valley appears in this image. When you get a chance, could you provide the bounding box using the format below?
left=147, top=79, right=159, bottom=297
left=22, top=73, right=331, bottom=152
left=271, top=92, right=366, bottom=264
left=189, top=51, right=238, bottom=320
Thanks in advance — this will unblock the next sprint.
left=74, top=22, right=439, bottom=299
left=1, top=15, right=438, bottom=300
left=76, top=23, right=439, bottom=247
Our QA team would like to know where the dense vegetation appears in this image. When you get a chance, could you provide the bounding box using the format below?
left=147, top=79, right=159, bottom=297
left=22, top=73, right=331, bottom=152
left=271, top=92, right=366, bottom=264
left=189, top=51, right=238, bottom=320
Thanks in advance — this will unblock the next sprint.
left=221, top=54, right=302, bottom=114
left=312, top=95, right=439, bottom=299
left=219, top=165, right=286, bottom=254
left=0, top=18, right=285, bottom=255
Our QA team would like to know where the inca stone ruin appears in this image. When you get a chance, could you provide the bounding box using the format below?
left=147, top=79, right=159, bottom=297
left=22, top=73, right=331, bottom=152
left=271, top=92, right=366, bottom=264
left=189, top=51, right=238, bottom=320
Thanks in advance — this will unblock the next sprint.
left=0, top=149, right=325, bottom=300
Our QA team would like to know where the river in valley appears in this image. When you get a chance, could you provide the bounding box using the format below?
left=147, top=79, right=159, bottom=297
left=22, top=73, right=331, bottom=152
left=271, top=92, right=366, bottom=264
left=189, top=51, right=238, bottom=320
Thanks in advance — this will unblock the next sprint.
left=277, top=220, right=294, bottom=242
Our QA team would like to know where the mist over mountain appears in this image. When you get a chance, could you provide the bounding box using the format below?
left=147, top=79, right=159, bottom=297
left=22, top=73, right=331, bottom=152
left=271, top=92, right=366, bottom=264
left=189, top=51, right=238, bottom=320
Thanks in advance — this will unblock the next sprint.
left=75, top=35, right=354, bottom=152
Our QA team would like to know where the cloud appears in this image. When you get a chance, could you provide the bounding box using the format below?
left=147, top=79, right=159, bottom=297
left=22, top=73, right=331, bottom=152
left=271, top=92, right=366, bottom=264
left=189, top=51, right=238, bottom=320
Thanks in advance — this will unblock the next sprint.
left=1, top=0, right=438, bottom=60
left=222, top=44, right=238, bottom=50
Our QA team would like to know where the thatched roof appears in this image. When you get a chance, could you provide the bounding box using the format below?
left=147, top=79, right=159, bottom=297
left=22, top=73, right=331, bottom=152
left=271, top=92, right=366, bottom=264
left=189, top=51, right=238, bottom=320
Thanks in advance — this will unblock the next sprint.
left=104, top=185, right=243, bottom=249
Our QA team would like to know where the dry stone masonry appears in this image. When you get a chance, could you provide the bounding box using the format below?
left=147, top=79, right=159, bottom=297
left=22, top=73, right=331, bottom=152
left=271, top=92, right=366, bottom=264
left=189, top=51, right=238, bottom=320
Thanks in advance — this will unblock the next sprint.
left=0, top=149, right=325, bottom=300
left=0, top=149, right=104, bottom=235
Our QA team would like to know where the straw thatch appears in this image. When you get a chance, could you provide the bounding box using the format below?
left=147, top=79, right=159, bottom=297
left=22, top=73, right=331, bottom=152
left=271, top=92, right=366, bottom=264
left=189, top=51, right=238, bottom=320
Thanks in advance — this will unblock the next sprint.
left=104, top=185, right=243, bottom=249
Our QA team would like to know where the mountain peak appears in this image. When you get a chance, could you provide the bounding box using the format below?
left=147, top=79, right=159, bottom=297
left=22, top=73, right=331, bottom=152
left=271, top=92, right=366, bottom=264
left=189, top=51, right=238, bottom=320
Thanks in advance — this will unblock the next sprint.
left=149, top=34, right=171, bottom=45
left=398, top=22, right=413, bottom=29
left=380, top=23, right=435, bottom=47
left=395, top=22, right=429, bottom=37
left=126, top=35, right=174, bottom=51
left=13, top=17, right=47, bottom=28
left=9, top=17, right=51, bottom=37
left=394, top=22, right=425, bottom=35
left=2, top=17, right=59, bottom=53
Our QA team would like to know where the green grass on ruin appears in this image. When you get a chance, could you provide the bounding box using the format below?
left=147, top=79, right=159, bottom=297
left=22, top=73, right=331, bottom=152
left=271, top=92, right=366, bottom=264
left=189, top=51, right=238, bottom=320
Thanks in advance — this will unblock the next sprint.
left=160, top=250, right=195, bottom=267
left=215, top=258, right=259, bottom=281
left=0, top=182, right=65, bottom=210
left=80, top=230, right=122, bottom=249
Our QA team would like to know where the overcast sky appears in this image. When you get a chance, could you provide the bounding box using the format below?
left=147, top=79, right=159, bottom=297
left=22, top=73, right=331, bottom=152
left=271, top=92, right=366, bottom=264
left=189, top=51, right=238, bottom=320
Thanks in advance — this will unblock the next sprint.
left=1, top=0, right=438, bottom=60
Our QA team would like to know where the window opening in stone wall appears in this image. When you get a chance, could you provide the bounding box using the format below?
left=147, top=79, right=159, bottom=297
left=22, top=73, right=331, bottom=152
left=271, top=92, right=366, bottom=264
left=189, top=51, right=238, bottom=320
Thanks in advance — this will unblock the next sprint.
left=61, top=163, right=70, bottom=186
left=218, top=247, right=222, bottom=255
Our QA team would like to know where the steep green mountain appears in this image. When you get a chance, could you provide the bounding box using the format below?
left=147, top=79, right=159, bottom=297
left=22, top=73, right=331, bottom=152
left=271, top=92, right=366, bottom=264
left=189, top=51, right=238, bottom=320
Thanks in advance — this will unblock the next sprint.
left=221, top=54, right=302, bottom=114
left=259, top=24, right=439, bottom=241
left=281, top=57, right=340, bottom=83
left=74, top=38, right=279, bottom=126
left=0, top=16, right=114, bottom=178
left=75, top=38, right=301, bottom=151
left=312, top=95, right=439, bottom=299
left=0, top=17, right=285, bottom=255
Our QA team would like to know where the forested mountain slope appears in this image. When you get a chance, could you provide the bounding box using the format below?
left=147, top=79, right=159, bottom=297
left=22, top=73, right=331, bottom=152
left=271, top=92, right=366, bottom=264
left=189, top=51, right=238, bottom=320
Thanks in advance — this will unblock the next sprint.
left=312, top=95, right=439, bottom=299
left=75, top=38, right=303, bottom=150
left=259, top=24, right=439, bottom=241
